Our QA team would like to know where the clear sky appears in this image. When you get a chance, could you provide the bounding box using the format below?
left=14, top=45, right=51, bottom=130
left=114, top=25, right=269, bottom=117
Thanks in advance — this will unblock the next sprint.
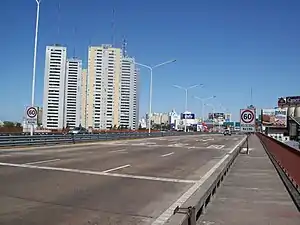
left=1, top=0, right=300, bottom=122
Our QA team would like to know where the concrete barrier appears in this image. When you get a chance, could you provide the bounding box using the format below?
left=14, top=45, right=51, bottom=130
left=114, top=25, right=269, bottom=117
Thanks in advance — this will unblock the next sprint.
left=165, top=135, right=247, bottom=225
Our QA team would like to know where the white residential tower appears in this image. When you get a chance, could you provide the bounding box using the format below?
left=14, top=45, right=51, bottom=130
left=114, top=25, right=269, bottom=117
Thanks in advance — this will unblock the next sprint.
left=64, top=58, right=82, bottom=128
left=42, top=45, right=67, bottom=129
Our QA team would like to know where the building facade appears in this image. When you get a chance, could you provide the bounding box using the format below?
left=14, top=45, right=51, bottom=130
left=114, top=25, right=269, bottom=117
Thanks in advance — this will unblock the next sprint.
left=120, top=57, right=139, bottom=129
left=42, top=45, right=67, bottom=129
left=86, top=45, right=139, bottom=130
left=64, top=58, right=82, bottom=128
left=80, top=69, right=88, bottom=128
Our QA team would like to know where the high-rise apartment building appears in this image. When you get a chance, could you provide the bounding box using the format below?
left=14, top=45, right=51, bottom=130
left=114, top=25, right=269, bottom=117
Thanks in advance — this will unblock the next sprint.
left=87, top=45, right=122, bottom=130
left=80, top=69, right=88, bottom=128
left=42, top=45, right=67, bottom=129
left=64, top=58, right=82, bottom=128
left=120, top=57, right=139, bottom=129
left=86, top=44, right=139, bottom=130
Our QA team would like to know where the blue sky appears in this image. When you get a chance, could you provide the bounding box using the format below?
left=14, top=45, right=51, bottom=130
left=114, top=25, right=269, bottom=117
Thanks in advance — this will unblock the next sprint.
left=1, top=0, right=300, bottom=122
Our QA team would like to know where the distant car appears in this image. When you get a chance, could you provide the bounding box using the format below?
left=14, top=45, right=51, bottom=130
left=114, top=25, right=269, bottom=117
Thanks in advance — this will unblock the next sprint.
left=223, top=129, right=231, bottom=136
left=69, top=127, right=88, bottom=134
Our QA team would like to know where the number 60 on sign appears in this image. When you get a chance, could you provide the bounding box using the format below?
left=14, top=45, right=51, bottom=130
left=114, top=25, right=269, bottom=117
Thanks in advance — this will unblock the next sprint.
left=240, top=109, right=256, bottom=132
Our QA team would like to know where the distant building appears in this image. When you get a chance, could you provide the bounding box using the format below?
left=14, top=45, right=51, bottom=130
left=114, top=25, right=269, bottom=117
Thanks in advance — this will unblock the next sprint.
left=42, top=45, right=67, bottom=129
left=147, top=112, right=169, bottom=127
left=37, top=107, right=43, bottom=126
left=80, top=69, right=88, bottom=128
left=64, top=58, right=82, bottom=128
left=86, top=45, right=139, bottom=130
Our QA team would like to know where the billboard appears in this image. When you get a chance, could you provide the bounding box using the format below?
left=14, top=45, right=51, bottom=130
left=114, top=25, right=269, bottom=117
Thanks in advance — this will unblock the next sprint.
left=225, top=113, right=231, bottom=122
left=278, top=96, right=300, bottom=107
left=208, top=113, right=225, bottom=120
left=181, top=113, right=195, bottom=119
left=261, top=108, right=287, bottom=128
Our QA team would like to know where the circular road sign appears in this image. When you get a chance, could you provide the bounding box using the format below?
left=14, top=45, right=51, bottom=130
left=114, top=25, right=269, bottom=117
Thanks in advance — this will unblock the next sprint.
left=241, top=109, right=255, bottom=124
left=27, top=107, right=37, bottom=119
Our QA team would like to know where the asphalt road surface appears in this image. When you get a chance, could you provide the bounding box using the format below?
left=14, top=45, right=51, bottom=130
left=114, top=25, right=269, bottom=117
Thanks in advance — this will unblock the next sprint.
left=0, top=134, right=245, bottom=225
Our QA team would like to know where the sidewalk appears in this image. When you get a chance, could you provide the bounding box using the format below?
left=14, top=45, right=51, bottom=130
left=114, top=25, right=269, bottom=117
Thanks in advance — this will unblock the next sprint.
left=198, top=135, right=300, bottom=225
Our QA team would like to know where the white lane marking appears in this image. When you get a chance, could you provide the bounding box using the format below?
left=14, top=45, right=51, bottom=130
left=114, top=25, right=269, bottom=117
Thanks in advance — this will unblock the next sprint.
left=102, top=164, right=131, bottom=173
left=0, top=154, right=12, bottom=157
left=161, top=152, right=174, bottom=157
left=201, top=138, right=214, bottom=142
left=228, top=136, right=247, bottom=154
left=0, top=162, right=197, bottom=184
left=152, top=154, right=230, bottom=225
left=207, top=145, right=224, bottom=149
left=25, top=159, right=61, bottom=165
left=109, top=149, right=127, bottom=153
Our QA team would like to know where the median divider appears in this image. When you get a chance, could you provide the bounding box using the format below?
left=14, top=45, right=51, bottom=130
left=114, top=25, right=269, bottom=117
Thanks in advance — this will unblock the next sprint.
left=166, top=135, right=247, bottom=225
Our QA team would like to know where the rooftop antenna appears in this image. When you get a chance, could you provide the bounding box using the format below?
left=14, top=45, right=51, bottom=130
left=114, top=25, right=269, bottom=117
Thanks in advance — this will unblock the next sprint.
left=250, top=87, right=253, bottom=105
left=57, top=1, right=61, bottom=42
left=73, top=26, right=77, bottom=57
left=111, top=7, right=116, bottom=47
left=122, top=37, right=127, bottom=57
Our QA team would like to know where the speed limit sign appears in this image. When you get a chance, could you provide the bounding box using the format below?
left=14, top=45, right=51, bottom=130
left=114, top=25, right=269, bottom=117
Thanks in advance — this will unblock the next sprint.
left=240, top=109, right=256, bottom=132
left=26, top=106, right=38, bottom=125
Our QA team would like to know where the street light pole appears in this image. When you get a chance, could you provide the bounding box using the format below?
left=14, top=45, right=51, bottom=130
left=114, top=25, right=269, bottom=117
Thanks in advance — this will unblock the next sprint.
left=30, top=0, right=42, bottom=136
left=205, top=103, right=215, bottom=131
left=194, top=95, right=216, bottom=122
left=173, top=84, right=203, bottom=132
left=135, top=59, right=176, bottom=134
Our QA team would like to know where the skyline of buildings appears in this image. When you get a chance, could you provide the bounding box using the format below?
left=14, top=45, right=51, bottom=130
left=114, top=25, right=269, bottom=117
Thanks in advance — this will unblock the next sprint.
left=42, top=44, right=139, bottom=130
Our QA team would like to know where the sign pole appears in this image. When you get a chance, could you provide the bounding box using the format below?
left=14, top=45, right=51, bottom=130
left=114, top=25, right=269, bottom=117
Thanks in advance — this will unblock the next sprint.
left=246, top=133, right=249, bottom=155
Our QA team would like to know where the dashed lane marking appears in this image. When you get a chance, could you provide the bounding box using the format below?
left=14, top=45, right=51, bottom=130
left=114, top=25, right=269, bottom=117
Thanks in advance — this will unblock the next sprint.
left=102, top=164, right=131, bottom=173
left=25, top=159, right=61, bottom=165
left=109, top=149, right=127, bottom=153
left=0, top=162, right=198, bottom=184
left=161, top=152, right=174, bottom=157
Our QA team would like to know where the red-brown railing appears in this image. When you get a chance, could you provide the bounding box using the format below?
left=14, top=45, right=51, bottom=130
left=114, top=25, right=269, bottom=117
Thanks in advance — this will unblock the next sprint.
left=256, top=133, right=300, bottom=188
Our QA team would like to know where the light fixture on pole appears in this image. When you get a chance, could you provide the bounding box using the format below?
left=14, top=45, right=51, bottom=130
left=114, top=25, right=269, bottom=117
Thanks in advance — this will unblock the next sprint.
left=194, top=95, right=216, bottom=122
left=135, top=59, right=176, bottom=134
left=30, top=0, right=42, bottom=136
left=173, top=84, right=203, bottom=132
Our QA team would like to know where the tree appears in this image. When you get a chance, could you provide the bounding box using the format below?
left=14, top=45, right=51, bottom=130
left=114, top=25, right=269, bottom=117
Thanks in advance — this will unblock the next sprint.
left=138, top=124, right=142, bottom=130
left=3, top=121, right=15, bottom=127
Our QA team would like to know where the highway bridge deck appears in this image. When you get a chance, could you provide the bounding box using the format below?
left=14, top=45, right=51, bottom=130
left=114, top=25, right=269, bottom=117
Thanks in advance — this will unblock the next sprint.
left=198, top=135, right=300, bottom=225
left=0, top=134, right=244, bottom=225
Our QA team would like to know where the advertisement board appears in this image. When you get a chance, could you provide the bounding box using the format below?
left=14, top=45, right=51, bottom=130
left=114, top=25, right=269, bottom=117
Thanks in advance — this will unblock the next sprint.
left=181, top=113, right=195, bottom=119
left=261, top=108, right=287, bottom=127
left=225, top=113, right=231, bottom=122
left=278, top=96, right=300, bottom=107
left=208, top=113, right=225, bottom=120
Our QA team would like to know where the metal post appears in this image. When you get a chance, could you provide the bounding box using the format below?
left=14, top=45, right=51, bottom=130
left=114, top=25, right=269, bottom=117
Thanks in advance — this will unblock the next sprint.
left=202, top=100, right=204, bottom=122
left=246, top=133, right=249, bottom=154
left=148, top=68, right=153, bottom=134
left=173, top=84, right=202, bottom=133
left=30, top=0, right=41, bottom=136
left=134, top=60, right=176, bottom=134
left=184, top=89, right=188, bottom=132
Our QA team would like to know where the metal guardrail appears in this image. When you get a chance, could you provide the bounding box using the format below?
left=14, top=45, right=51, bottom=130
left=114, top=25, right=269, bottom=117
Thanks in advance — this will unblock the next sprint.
left=257, top=132, right=300, bottom=209
left=0, top=131, right=198, bottom=148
